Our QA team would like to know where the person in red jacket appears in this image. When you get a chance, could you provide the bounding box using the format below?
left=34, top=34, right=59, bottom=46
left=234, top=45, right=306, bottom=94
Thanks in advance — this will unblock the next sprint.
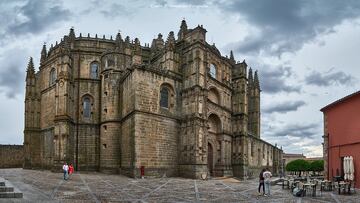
left=68, top=163, right=74, bottom=179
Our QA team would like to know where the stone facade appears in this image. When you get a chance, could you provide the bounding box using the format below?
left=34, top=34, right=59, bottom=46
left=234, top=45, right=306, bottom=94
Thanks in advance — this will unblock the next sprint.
left=24, top=20, right=282, bottom=179
left=0, top=145, right=23, bottom=168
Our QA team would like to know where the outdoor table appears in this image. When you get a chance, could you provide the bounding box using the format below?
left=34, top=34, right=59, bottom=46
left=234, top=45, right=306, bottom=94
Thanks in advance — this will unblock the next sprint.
left=303, top=183, right=316, bottom=197
left=338, top=182, right=351, bottom=195
left=282, top=179, right=290, bottom=189
left=320, top=180, right=332, bottom=191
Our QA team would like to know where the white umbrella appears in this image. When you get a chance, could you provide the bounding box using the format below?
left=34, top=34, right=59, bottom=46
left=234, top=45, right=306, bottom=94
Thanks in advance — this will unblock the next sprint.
left=349, top=156, right=355, bottom=181
left=346, top=156, right=351, bottom=180
left=344, top=156, right=348, bottom=180
left=348, top=156, right=351, bottom=180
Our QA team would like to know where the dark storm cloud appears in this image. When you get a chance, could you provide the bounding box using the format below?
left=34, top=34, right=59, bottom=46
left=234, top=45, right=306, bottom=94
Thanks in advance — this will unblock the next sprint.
left=267, top=123, right=320, bottom=139
left=0, top=0, right=71, bottom=97
left=259, top=65, right=301, bottom=94
left=305, top=68, right=356, bottom=87
left=219, top=0, right=360, bottom=56
left=263, top=100, right=306, bottom=114
left=0, top=49, right=28, bottom=98
left=1, top=0, right=71, bottom=37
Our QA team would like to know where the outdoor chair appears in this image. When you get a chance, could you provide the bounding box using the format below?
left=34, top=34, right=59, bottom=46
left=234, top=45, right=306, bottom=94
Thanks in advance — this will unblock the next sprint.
left=349, top=181, right=356, bottom=194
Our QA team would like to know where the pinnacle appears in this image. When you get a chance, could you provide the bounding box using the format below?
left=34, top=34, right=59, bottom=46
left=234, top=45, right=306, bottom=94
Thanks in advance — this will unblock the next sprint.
left=41, top=43, right=47, bottom=55
left=248, top=67, right=253, bottom=84
left=69, top=27, right=75, bottom=39
left=134, top=38, right=140, bottom=45
left=178, top=19, right=188, bottom=40
left=116, top=31, right=122, bottom=42
left=40, top=43, right=47, bottom=63
left=230, top=50, right=234, bottom=61
left=27, top=57, right=35, bottom=75
left=125, top=36, right=130, bottom=43
left=254, top=70, right=260, bottom=89
left=166, top=31, right=175, bottom=43
left=180, top=19, right=187, bottom=29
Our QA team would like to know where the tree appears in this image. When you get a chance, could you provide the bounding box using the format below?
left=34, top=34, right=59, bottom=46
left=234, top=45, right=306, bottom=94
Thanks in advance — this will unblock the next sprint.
left=309, top=160, right=324, bottom=173
left=286, top=159, right=310, bottom=177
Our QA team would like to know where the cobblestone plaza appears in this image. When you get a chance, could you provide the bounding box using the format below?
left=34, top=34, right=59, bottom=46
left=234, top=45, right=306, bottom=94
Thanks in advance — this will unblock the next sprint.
left=1, top=169, right=359, bottom=202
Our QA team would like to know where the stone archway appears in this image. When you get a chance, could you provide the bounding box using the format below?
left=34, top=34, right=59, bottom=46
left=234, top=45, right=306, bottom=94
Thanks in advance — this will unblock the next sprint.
left=207, top=114, right=221, bottom=177
left=208, top=142, right=214, bottom=176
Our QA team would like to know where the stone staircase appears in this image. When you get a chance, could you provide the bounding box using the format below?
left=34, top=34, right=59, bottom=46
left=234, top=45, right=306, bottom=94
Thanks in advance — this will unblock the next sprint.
left=0, top=177, right=22, bottom=198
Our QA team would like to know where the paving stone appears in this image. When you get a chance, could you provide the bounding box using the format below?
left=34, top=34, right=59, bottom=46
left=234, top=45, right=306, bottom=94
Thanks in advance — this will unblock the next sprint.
left=0, top=168, right=360, bottom=202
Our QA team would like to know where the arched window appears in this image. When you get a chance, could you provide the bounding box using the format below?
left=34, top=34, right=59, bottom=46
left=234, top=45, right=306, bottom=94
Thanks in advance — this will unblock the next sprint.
left=210, top=63, right=216, bottom=78
left=83, top=97, right=91, bottom=118
left=90, top=62, right=99, bottom=79
left=49, top=68, right=56, bottom=85
left=160, top=87, right=169, bottom=108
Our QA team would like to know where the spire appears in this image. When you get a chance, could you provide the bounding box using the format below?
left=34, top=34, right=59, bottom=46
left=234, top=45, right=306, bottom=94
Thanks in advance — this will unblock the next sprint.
left=248, top=67, right=253, bottom=85
left=177, top=19, right=188, bottom=40
left=230, top=50, right=235, bottom=61
left=165, top=31, right=175, bottom=50
left=40, top=43, right=47, bottom=64
left=26, top=57, right=35, bottom=77
left=254, top=70, right=260, bottom=89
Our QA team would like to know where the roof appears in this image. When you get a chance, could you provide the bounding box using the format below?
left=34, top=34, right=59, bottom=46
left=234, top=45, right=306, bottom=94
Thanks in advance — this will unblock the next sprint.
left=305, top=157, right=323, bottom=161
left=320, top=90, right=360, bottom=112
left=282, top=153, right=305, bottom=158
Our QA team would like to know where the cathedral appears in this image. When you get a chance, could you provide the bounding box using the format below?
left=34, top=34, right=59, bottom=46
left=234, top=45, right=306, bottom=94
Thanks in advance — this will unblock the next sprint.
left=24, top=20, right=282, bottom=179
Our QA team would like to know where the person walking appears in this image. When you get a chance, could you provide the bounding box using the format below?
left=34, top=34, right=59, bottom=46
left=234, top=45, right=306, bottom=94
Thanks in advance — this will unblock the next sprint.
left=68, top=163, right=74, bottom=179
left=62, top=162, right=69, bottom=180
left=258, top=168, right=265, bottom=195
left=263, top=168, right=272, bottom=196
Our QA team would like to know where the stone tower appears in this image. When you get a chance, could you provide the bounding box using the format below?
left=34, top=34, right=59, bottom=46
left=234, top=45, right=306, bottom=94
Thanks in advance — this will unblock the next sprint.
left=253, top=70, right=261, bottom=137
left=178, top=22, right=209, bottom=178
left=24, top=57, right=41, bottom=168
left=231, top=59, right=249, bottom=177
left=247, top=68, right=260, bottom=138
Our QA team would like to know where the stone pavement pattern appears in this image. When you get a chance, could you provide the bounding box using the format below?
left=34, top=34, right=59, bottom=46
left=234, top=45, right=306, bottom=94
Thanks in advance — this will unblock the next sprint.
left=0, top=169, right=360, bottom=202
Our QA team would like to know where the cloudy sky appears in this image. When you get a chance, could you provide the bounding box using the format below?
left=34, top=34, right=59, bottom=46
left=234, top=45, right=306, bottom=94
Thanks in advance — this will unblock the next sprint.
left=1, top=0, right=359, bottom=157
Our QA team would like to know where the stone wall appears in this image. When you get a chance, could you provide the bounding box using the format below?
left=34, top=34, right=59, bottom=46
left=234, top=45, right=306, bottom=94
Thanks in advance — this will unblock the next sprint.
left=134, top=112, right=179, bottom=177
left=245, top=136, right=283, bottom=179
left=77, top=125, right=100, bottom=171
left=0, top=145, right=24, bottom=168
left=131, top=69, right=180, bottom=177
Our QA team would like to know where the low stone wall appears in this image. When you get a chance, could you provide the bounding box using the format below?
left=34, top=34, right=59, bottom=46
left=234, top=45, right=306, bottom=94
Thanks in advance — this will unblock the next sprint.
left=0, top=145, right=23, bottom=168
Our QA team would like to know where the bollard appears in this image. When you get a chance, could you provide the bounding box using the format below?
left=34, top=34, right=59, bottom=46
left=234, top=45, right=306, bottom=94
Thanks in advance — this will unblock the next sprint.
left=140, top=166, right=145, bottom=179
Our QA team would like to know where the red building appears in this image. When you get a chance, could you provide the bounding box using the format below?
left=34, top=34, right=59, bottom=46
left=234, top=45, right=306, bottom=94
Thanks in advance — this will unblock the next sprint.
left=321, top=91, right=360, bottom=188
